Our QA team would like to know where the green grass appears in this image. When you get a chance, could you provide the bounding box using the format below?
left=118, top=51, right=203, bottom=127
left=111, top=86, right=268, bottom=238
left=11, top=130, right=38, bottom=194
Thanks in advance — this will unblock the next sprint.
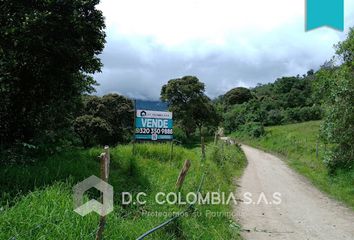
left=231, top=120, right=354, bottom=210
left=0, top=142, right=246, bottom=239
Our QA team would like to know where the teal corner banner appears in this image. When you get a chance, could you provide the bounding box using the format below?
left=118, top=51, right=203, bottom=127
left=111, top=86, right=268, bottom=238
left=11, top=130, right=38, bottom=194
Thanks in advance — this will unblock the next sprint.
left=306, top=0, right=344, bottom=31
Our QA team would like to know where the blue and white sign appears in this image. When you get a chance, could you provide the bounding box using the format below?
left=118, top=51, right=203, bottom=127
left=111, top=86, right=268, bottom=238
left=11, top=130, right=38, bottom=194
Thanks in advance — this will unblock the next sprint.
left=135, top=109, right=173, bottom=141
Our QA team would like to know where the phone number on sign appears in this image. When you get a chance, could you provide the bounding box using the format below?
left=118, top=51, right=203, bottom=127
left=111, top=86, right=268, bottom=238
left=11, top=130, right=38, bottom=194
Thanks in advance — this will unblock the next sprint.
left=135, top=128, right=173, bottom=135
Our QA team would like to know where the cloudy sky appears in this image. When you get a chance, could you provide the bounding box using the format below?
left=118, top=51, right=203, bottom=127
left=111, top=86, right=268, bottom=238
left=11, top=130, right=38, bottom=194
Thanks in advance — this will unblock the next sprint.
left=94, top=0, right=354, bottom=100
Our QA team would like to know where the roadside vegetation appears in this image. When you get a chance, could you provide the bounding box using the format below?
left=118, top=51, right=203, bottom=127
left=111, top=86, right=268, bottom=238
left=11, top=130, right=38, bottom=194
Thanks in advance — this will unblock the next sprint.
left=232, top=121, right=354, bottom=210
left=0, top=142, right=246, bottom=239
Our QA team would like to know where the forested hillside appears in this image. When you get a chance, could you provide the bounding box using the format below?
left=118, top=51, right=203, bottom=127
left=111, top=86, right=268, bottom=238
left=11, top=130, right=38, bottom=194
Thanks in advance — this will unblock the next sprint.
left=217, top=71, right=322, bottom=136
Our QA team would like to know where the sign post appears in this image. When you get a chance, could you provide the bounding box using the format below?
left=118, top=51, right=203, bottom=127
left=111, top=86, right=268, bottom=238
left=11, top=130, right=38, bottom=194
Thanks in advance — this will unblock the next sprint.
left=134, top=100, right=173, bottom=141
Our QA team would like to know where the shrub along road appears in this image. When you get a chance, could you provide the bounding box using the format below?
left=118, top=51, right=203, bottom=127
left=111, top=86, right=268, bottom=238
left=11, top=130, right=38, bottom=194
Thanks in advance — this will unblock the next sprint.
left=234, top=145, right=354, bottom=240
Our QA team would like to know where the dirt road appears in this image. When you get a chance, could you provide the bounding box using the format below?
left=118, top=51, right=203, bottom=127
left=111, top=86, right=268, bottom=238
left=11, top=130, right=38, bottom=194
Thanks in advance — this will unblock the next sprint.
left=234, top=144, right=354, bottom=240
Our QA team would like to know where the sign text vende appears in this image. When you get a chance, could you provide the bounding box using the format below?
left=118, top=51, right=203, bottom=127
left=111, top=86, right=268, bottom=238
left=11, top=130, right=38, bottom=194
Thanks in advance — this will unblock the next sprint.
left=141, top=118, right=169, bottom=128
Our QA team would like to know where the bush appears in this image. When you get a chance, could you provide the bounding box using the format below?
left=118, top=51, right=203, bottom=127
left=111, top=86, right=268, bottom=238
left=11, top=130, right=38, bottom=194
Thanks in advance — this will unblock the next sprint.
left=281, top=106, right=323, bottom=124
left=265, top=109, right=282, bottom=126
left=324, top=145, right=354, bottom=174
left=282, top=107, right=301, bottom=123
left=298, top=106, right=323, bottom=122
left=223, top=105, right=247, bottom=132
left=321, top=68, right=354, bottom=172
left=0, top=143, right=38, bottom=165
left=81, top=94, right=134, bottom=145
left=317, top=65, right=354, bottom=172
left=173, top=125, right=188, bottom=143
left=241, top=122, right=265, bottom=138
left=73, top=115, right=113, bottom=148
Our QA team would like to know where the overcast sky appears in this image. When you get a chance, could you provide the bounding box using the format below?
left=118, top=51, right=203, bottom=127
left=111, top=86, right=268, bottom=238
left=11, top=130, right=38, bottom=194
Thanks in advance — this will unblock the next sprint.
left=94, top=0, right=354, bottom=100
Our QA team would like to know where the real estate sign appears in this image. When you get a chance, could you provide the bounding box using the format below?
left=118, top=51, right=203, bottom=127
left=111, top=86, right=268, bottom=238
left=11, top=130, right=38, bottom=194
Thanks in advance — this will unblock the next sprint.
left=135, top=101, right=173, bottom=141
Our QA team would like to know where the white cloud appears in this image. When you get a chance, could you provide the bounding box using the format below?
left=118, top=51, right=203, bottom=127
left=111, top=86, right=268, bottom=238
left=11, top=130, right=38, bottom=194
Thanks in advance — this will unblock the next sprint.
left=98, top=0, right=304, bottom=45
left=95, top=0, right=354, bottom=99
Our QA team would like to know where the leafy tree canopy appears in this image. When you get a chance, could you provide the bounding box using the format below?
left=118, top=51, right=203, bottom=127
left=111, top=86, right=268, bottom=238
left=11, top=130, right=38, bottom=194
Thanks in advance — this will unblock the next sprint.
left=161, top=76, right=219, bottom=137
left=315, top=28, right=354, bottom=172
left=224, top=87, right=253, bottom=106
left=0, top=0, right=105, bottom=147
left=221, top=71, right=321, bottom=134
left=74, top=94, right=134, bottom=147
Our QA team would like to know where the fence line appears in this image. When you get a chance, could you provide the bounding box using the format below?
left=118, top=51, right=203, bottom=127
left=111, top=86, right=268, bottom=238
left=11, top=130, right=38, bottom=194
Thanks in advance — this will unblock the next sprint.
left=136, top=170, right=207, bottom=240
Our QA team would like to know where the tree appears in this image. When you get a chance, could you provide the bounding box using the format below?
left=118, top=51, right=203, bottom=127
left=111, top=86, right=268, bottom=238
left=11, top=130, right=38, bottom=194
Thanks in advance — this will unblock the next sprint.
left=224, top=87, right=252, bottom=106
left=160, top=76, right=219, bottom=138
left=336, top=27, right=354, bottom=65
left=266, top=109, right=282, bottom=126
left=193, top=95, right=221, bottom=136
left=320, top=66, right=354, bottom=172
left=224, top=104, right=247, bottom=132
left=75, top=94, right=134, bottom=146
left=73, top=115, right=112, bottom=148
left=100, top=94, right=134, bottom=143
left=316, top=28, right=354, bottom=172
left=0, top=0, right=105, bottom=148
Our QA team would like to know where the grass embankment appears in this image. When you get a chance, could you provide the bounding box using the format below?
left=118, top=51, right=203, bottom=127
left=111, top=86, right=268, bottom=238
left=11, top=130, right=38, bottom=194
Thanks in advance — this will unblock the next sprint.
left=0, top=142, right=246, bottom=239
left=231, top=120, right=354, bottom=209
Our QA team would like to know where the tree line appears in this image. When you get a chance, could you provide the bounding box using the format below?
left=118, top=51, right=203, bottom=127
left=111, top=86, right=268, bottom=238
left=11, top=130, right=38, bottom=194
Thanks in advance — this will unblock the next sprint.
left=218, top=71, right=322, bottom=137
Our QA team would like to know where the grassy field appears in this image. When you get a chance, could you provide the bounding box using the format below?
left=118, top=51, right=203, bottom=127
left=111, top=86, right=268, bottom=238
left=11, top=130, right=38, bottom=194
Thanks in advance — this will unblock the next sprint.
left=231, top=120, right=354, bottom=210
left=0, top=142, right=246, bottom=239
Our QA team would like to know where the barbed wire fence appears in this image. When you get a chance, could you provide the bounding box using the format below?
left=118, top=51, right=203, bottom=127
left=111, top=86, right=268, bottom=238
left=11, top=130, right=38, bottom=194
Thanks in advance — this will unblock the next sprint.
left=136, top=170, right=207, bottom=240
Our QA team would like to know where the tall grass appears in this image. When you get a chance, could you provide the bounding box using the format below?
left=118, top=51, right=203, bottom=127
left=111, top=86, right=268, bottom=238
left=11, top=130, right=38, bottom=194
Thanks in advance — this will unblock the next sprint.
left=0, top=142, right=246, bottom=239
left=232, top=120, right=354, bottom=210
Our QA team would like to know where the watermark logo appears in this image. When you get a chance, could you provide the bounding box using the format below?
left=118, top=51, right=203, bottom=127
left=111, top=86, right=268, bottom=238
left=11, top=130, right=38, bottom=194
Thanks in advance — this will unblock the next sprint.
left=121, top=191, right=282, bottom=206
left=73, top=175, right=113, bottom=217
left=72, top=176, right=281, bottom=217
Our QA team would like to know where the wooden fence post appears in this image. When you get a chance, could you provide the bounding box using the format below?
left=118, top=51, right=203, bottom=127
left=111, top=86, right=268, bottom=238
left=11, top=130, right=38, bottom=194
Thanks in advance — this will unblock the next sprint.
left=95, top=146, right=110, bottom=240
left=176, top=160, right=191, bottom=191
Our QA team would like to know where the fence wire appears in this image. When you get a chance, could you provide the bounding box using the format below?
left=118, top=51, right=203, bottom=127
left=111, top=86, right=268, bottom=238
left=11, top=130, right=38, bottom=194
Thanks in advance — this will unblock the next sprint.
left=136, top=170, right=207, bottom=240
